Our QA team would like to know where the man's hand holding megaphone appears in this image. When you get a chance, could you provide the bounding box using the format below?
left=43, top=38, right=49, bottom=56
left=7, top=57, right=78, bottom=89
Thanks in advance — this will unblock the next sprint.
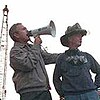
left=34, top=35, right=42, bottom=45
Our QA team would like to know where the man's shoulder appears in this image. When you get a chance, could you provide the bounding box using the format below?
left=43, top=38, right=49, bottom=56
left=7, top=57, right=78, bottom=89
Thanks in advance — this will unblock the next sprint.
left=57, top=52, right=66, bottom=59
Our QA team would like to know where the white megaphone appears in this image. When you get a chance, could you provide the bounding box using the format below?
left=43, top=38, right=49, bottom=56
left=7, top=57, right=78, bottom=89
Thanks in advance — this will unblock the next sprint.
left=28, top=20, right=56, bottom=38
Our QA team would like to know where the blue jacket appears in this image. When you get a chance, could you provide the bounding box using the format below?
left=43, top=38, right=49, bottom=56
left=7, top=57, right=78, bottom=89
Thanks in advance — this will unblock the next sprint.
left=53, top=49, right=100, bottom=97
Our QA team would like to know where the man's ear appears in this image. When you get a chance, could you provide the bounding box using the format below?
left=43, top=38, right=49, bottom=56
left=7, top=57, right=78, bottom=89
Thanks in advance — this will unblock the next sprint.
left=13, top=32, right=19, bottom=39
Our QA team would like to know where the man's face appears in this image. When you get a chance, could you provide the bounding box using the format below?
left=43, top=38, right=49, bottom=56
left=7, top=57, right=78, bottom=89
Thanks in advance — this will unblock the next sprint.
left=68, top=33, right=83, bottom=47
left=15, top=24, right=30, bottom=43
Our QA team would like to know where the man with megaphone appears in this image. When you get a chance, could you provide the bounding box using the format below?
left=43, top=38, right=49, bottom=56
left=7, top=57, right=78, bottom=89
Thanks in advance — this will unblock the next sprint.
left=9, top=22, right=59, bottom=100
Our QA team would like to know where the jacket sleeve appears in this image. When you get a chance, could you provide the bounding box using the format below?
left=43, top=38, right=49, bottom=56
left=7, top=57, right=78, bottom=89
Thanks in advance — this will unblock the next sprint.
left=92, top=60, right=100, bottom=88
left=53, top=57, right=64, bottom=97
left=41, top=50, right=60, bottom=65
left=10, top=45, right=39, bottom=72
left=88, top=53, right=100, bottom=88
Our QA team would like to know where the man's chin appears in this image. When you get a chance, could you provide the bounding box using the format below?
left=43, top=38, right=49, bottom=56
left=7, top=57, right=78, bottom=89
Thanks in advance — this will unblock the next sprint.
left=78, top=44, right=81, bottom=47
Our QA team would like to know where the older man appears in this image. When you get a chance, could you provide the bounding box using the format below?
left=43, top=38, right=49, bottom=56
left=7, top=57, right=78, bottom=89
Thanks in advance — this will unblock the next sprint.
left=53, top=23, right=100, bottom=100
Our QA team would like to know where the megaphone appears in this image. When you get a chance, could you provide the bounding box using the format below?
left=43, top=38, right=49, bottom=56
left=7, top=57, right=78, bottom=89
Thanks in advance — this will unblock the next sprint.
left=28, top=20, right=56, bottom=38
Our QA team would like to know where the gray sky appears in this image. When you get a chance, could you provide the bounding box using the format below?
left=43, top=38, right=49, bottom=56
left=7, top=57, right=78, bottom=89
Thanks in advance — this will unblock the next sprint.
left=0, top=0, right=100, bottom=100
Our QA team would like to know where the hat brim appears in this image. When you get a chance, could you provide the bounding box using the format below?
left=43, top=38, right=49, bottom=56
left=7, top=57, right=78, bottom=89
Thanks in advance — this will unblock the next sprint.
left=60, top=29, right=87, bottom=47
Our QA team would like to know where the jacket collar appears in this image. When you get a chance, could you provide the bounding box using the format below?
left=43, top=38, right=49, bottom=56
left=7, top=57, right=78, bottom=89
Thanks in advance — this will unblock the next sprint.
left=65, top=49, right=80, bottom=56
left=14, top=42, right=28, bottom=48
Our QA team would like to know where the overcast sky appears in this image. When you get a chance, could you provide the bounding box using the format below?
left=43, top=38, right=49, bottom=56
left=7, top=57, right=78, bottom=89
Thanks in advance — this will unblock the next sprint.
left=0, top=0, right=100, bottom=100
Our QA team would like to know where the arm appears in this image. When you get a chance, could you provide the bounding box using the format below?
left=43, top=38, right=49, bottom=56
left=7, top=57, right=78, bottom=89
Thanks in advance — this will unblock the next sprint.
left=10, top=47, right=38, bottom=72
left=41, top=50, right=60, bottom=65
left=34, top=35, right=60, bottom=64
left=88, top=53, right=100, bottom=88
left=92, top=59, right=100, bottom=95
left=10, top=36, right=42, bottom=72
left=53, top=58, right=64, bottom=97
